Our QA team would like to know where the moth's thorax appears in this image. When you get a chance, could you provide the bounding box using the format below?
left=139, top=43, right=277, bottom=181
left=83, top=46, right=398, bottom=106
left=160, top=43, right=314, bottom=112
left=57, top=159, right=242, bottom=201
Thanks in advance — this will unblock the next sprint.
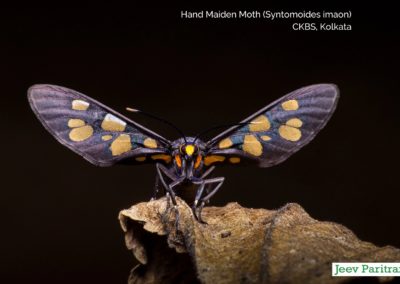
left=170, top=137, right=207, bottom=179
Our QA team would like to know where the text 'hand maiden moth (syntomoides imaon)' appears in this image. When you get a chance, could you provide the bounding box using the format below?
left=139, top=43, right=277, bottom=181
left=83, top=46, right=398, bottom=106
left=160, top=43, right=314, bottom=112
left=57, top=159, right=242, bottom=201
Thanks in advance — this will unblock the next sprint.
left=28, top=84, right=339, bottom=222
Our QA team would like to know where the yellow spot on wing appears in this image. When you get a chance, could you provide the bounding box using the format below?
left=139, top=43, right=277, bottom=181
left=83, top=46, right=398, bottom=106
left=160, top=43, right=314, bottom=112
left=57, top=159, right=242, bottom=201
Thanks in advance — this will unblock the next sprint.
left=185, top=145, right=195, bottom=156
left=69, top=125, right=93, bottom=142
left=135, top=156, right=146, bottom=162
left=151, top=154, right=172, bottom=163
left=72, top=100, right=89, bottom=111
left=286, top=118, right=303, bottom=128
left=279, top=125, right=302, bottom=141
left=242, top=135, right=263, bottom=156
left=249, top=115, right=270, bottom=132
left=229, top=157, right=241, bottom=164
left=110, top=134, right=132, bottom=156
left=219, top=138, right=233, bottom=149
left=143, top=138, right=157, bottom=148
left=101, top=135, right=113, bottom=141
left=282, top=100, right=299, bottom=111
left=101, top=114, right=126, bottom=132
left=204, top=155, right=226, bottom=166
left=68, top=119, right=85, bottom=128
left=261, top=135, right=271, bottom=141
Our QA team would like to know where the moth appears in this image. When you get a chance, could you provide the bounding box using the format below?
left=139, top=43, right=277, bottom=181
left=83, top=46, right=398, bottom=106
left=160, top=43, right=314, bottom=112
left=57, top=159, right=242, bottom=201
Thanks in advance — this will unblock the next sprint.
left=28, top=84, right=339, bottom=222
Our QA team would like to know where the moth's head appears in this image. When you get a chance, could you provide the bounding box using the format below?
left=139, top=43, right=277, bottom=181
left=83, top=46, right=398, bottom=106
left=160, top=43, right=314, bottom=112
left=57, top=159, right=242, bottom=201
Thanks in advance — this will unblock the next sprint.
left=171, top=138, right=206, bottom=174
left=178, top=143, right=204, bottom=176
left=179, top=144, right=198, bottom=160
left=172, top=138, right=204, bottom=158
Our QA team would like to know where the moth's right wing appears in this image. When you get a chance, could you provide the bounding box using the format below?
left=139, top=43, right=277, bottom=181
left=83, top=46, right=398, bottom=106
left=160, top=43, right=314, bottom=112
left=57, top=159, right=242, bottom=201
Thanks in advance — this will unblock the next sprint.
left=28, top=84, right=172, bottom=167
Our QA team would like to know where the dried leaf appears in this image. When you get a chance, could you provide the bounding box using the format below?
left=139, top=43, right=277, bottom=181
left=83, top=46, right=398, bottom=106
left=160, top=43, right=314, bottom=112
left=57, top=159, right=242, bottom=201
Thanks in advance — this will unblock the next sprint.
left=119, top=197, right=400, bottom=284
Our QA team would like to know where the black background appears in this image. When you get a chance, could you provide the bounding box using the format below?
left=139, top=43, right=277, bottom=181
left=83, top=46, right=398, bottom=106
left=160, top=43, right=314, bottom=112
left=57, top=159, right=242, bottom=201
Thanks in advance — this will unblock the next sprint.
left=2, top=3, right=399, bottom=284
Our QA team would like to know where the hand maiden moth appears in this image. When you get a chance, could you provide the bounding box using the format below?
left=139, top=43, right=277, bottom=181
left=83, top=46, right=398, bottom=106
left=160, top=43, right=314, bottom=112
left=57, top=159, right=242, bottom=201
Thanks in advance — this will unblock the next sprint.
left=28, top=84, right=339, bottom=222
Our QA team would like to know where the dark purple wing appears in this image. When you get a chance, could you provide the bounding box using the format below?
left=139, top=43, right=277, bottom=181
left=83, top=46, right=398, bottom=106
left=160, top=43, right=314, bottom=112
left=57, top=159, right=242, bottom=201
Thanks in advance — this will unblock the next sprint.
left=206, top=84, right=339, bottom=167
left=28, top=84, right=172, bottom=167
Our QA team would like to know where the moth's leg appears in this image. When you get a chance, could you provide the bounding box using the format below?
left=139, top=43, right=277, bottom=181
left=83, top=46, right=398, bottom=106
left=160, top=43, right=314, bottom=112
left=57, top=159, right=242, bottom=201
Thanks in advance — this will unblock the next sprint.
left=201, top=165, right=215, bottom=179
left=200, top=177, right=225, bottom=203
left=190, top=176, right=210, bottom=219
left=192, top=180, right=206, bottom=219
left=203, top=183, right=214, bottom=204
left=166, top=177, right=185, bottom=229
left=194, top=181, right=206, bottom=207
left=151, top=174, right=162, bottom=201
left=156, top=163, right=178, bottom=205
left=156, top=163, right=186, bottom=229
left=153, top=162, right=177, bottom=200
left=158, top=178, right=186, bottom=230
left=198, top=166, right=216, bottom=203
left=156, top=163, right=177, bottom=181
left=197, top=201, right=206, bottom=223
left=157, top=162, right=184, bottom=202
left=167, top=177, right=185, bottom=205
left=195, top=177, right=225, bottom=223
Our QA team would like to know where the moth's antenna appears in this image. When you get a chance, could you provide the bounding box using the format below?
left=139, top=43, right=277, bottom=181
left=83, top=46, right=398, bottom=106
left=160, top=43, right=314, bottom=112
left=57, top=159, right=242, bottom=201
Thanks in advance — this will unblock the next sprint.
left=126, top=107, right=187, bottom=143
left=193, top=122, right=254, bottom=143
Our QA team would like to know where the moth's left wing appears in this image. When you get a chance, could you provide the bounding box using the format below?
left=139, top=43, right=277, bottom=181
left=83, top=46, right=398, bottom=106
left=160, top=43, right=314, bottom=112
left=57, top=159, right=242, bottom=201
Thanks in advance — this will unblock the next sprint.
left=205, top=84, right=339, bottom=167
left=28, top=84, right=171, bottom=167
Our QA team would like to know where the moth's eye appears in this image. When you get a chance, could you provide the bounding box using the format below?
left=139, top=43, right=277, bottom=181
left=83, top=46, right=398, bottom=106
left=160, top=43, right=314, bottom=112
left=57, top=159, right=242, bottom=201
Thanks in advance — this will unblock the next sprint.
left=194, top=154, right=202, bottom=169
left=179, top=145, right=185, bottom=155
left=175, top=155, right=182, bottom=168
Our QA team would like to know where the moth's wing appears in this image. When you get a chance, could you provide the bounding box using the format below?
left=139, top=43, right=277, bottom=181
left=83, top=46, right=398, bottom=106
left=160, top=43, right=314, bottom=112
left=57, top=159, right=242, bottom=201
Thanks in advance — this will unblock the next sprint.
left=205, top=84, right=339, bottom=167
left=28, top=84, right=172, bottom=167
